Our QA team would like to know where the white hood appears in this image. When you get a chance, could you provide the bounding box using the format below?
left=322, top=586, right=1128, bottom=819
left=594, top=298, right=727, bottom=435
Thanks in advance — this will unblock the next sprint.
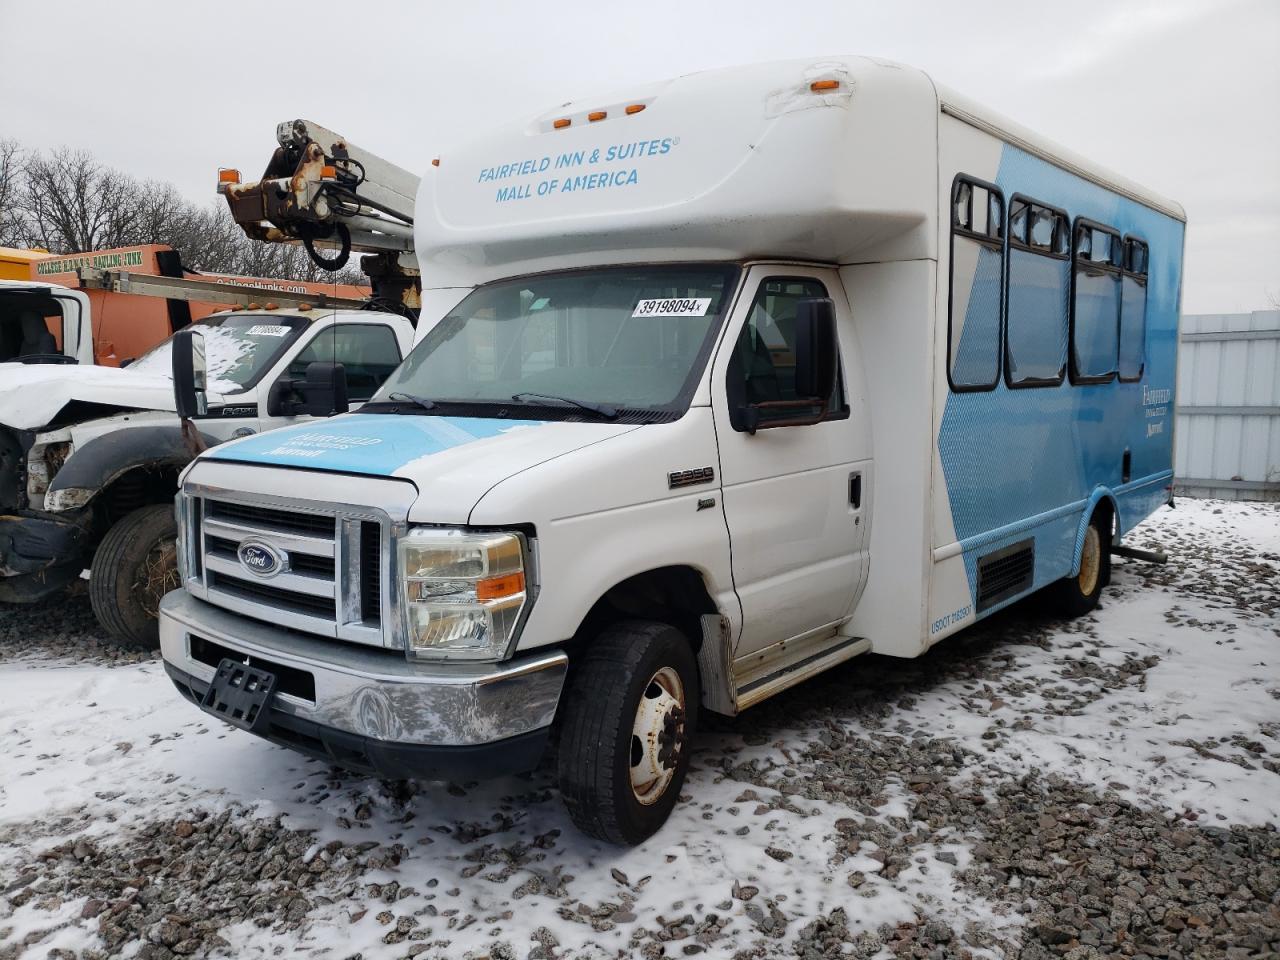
left=0, top=364, right=180, bottom=431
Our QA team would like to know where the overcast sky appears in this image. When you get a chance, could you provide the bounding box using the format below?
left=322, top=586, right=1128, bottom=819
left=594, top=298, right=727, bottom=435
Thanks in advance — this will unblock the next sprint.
left=2, top=0, right=1276, bottom=312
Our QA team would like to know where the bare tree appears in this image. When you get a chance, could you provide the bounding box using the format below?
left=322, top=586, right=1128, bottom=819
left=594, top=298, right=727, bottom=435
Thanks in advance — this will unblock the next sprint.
left=6, top=140, right=366, bottom=286
left=0, top=139, right=27, bottom=247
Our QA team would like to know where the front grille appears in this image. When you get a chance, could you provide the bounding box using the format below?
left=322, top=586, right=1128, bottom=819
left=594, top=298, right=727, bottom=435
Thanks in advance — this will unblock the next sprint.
left=360, top=521, right=381, bottom=627
left=207, top=500, right=335, bottom=536
left=192, top=495, right=388, bottom=647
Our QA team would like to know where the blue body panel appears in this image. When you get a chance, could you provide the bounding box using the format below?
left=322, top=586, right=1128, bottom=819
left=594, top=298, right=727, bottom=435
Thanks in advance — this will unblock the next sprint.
left=939, top=145, right=1183, bottom=615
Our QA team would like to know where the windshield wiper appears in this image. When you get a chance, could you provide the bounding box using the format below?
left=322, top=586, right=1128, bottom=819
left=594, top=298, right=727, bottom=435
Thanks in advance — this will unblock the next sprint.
left=510, top=392, right=618, bottom=419
left=387, top=391, right=438, bottom=412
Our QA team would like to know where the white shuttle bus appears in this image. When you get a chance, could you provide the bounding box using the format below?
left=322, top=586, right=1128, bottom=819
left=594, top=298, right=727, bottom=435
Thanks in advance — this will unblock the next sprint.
left=159, top=57, right=1185, bottom=843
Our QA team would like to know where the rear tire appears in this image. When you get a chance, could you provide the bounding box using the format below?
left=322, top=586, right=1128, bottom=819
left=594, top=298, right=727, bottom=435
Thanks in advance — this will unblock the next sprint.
left=89, top=504, right=179, bottom=650
left=556, top=620, right=698, bottom=845
left=1051, top=511, right=1111, bottom=618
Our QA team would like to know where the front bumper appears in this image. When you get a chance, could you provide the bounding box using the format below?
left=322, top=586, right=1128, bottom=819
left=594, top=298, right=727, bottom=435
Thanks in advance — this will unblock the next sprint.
left=159, top=591, right=568, bottom=780
left=0, top=511, right=89, bottom=577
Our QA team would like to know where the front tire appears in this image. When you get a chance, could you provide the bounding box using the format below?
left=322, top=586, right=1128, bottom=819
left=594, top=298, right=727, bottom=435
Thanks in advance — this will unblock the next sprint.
left=1051, top=511, right=1111, bottom=618
left=89, top=504, right=179, bottom=650
left=556, top=620, right=698, bottom=845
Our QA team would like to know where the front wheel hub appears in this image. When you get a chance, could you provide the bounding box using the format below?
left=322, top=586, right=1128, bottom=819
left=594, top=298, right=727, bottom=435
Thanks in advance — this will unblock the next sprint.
left=629, top=666, right=686, bottom=805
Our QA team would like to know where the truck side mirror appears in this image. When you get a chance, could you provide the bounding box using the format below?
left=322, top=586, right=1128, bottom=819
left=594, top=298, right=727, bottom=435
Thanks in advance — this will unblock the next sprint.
left=793, top=298, right=838, bottom=404
left=300, top=361, right=350, bottom=417
left=172, top=329, right=208, bottom=420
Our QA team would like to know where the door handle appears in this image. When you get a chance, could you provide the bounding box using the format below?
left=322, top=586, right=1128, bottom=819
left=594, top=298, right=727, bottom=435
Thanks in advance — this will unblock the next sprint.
left=849, top=471, right=862, bottom=509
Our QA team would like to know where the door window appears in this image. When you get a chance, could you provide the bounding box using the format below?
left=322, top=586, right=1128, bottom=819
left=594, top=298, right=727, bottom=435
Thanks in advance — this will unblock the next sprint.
left=727, top=277, right=845, bottom=429
left=288, top=324, right=403, bottom=401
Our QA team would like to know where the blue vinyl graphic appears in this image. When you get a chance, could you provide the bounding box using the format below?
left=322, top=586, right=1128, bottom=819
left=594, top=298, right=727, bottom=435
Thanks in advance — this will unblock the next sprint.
left=207, top=414, right=547, bottom=476
left=939, top=144, right=1184, bottom=614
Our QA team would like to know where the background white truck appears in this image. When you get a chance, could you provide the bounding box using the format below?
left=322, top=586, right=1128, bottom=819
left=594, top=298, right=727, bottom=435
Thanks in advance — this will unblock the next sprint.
left=0, top=294, right=413, bottom=644
left=159, top=56, right=1183, bottom=844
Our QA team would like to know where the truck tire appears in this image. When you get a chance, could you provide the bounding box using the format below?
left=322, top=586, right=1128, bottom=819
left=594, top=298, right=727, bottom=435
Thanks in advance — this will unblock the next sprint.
left=90, top=504, right=179, bottom=650
left=556, top=620, right=698, bottom=845
left=1051, top=510, right=1111, bottom=618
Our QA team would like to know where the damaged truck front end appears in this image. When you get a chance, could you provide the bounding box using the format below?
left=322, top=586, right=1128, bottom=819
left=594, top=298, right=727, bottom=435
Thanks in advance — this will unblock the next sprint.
left=0, top=425, right=92, bottom=602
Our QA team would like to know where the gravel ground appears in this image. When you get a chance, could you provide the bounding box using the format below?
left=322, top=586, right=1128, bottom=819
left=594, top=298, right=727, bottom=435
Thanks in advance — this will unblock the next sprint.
left=0, top=498, right=1277, bottom=959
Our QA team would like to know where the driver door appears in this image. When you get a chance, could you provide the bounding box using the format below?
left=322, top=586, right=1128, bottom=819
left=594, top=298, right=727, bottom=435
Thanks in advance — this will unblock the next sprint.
left=711, top=266, right=871, bottom=662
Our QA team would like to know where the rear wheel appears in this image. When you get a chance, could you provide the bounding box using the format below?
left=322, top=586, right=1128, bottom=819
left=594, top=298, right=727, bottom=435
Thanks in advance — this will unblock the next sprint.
left=556, top=620, right=697, bottom=845
left=1051, top=511, right=1111, bottom=617
left=90, top=504, right=179, bottom=650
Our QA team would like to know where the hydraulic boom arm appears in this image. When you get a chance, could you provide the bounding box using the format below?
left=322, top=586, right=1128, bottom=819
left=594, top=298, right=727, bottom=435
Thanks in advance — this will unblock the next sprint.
left=221, top=120, right=421, bottom=310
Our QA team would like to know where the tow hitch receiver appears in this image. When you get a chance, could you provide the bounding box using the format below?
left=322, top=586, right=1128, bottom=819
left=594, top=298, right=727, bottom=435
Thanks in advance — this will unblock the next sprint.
left=201, top=659, right=278, bottom=733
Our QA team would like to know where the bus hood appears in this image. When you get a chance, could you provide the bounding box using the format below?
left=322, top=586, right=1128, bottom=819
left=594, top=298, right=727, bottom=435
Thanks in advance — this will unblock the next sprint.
left=204, top=413, right=641, bottom=524
left=0, top=364, right=179, bottom=431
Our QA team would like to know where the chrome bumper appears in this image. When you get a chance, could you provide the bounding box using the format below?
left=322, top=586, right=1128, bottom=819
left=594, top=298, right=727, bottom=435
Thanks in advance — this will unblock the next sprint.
left=159, top=590, right=567, bottom=749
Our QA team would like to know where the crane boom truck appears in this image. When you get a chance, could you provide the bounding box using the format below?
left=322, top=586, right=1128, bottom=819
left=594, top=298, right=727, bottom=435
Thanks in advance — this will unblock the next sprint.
left=220, top=120, right=422, bottom=313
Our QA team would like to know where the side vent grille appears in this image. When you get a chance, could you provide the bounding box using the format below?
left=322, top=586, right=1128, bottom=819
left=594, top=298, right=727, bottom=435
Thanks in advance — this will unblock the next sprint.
left=976, top=538, right=1035, bottom=611
left=360, top=521, right=382, bottom=626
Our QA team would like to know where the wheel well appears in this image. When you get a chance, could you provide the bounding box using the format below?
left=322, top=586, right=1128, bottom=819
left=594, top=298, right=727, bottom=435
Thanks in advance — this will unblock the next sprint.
left=1091, top=496, right=1117, bottom=540
left=569, top=566, right=719, bottom=655
left=98, top=465, right=181, bottom=528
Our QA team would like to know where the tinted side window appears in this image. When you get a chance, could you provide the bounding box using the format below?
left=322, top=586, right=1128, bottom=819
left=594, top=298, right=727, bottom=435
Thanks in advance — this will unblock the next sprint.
left=948, top=177, right=1004, bottom=390
left=1119, top=238, right=1148, bottom=381
left=1006, top=198, right=1069, bottom=387
left=1071, top=221, right=1122, bottom=383
left=729, top=278, right=843, bottom=428
left=289, top=324, right=403, bottom=401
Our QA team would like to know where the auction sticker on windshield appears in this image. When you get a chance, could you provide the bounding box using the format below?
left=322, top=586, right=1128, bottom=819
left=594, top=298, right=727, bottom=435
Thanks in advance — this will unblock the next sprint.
left=632, top=298, right=712, bottom=318
left=246, top=325, right=291, bottom=337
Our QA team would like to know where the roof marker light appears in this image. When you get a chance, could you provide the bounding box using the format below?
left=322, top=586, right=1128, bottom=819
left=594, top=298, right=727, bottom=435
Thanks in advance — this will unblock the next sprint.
left=810, top=79, right=840, bottom=92
left=553, top=118, right=571, bottom=129
left=320, top=165, right=337, bottom=179
left=264, top=302, right=279, bottom=311
left=625, top=104, right=646, bottom=115
left=431, top=158, right=440, bottom=167
left=588, top=111, right=607, bottom=122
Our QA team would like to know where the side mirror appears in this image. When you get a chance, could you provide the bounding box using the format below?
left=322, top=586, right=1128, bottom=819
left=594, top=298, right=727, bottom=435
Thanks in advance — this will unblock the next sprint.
left=172, top=329, right=208, bottom=420
left=299, top=361, right=349, bottom=417
left=793, top=298, right=838, bottom=404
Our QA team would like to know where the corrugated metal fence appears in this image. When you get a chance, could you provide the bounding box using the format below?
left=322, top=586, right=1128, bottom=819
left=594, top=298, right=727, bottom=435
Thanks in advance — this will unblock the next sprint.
left=1175, top=310, right=1280, bottom=501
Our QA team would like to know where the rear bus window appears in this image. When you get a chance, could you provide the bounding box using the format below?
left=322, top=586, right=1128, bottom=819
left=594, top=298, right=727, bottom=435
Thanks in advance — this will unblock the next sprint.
left=1005, top=197, right=1069, bottom=387
left=1070, top=220, right=1122, bottom=383
left=948, top=177, right=1004, bottom=391
left=1119, top=237, right=1149, bottom=381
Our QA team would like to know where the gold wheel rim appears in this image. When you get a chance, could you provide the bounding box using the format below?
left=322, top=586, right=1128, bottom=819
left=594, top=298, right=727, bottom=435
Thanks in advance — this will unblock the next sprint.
left=1078, top=526, right=1101, bottom=596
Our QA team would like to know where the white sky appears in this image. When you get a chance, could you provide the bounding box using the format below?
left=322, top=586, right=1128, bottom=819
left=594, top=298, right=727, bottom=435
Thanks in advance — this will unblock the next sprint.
left=2, top=0, right=1277, bottom=312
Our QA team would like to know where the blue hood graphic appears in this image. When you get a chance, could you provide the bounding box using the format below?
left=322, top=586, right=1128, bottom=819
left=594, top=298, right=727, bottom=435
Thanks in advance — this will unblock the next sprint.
left=207, top=414, right=548, bottom=476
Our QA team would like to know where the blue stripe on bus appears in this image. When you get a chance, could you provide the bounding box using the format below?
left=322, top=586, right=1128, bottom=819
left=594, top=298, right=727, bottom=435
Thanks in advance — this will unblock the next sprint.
left=938, top=143, right=1184, bottom=608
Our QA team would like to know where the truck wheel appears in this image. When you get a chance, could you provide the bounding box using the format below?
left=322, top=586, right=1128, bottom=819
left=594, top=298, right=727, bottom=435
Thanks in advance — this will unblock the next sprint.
left=90, top=504, right=179, bottom=650
left=556, top=620, right=698, bottom=845
left=1051, top=511, right=1111, bottom=618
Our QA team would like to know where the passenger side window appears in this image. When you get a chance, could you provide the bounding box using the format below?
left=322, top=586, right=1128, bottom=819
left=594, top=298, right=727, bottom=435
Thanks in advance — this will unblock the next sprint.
left=1119, top=238, right=1149, bottom=381
left=1006, top=197, right=1069, bottom=387
left=288, top=324, right=403, bottom=401
left=728, top=277, right=844, bottom=429
left=948, top=177, right=1004, bottom=390
left=1070, top=221, right=1122, bottom=383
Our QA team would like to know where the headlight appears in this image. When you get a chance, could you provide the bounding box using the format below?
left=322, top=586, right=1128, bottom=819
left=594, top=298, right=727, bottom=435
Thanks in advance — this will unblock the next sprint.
left=398, top=529, right=528, bottom=661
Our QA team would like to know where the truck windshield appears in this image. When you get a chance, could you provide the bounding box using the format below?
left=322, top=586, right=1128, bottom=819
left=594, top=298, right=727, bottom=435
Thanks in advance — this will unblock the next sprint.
left=373, top=264, right=740, bottom=418
left=131, top=314, right=309, bottom=393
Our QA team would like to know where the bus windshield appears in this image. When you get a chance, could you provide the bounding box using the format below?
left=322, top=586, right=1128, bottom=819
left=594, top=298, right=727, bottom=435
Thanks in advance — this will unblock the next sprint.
left=373, top=265, right=739, bottom=417
left=131, top=314, right=309, bottom=393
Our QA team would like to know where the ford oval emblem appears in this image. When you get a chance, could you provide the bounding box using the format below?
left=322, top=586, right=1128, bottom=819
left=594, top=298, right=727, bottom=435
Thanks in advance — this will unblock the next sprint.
left=237, top=540, right=286, bottom=578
